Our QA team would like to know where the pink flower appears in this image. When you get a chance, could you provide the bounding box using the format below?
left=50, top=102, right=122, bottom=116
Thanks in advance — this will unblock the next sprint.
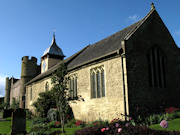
left=106, top=127, right=109, bottom=130
left=118, top=128, right=122, bottom=132
left=101, top=128, right=106, bottom=132
left=160, top=120, right=169, bottom=129
left=129, top=117, right=132, bottom=120
left=115, top=123, right=120, bottom=127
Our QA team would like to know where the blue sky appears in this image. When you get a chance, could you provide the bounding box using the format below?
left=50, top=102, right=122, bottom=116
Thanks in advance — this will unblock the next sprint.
left=0, top=0, right=180, bottom=97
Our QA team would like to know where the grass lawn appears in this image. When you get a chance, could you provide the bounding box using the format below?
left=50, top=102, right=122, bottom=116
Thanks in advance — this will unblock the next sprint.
left=0, top=117, right=31, bottom=135
left=0, top=117, right=81, bottom=135
left=51, top=127, right=82, bottom=135
left=149, top=118, right=180, bottom=131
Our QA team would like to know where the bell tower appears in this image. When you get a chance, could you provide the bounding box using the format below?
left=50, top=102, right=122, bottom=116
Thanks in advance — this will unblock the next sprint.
left=41, top=30, right=65, bottom=73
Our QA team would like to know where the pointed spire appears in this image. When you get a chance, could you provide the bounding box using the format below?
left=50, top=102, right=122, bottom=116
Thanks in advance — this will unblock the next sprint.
left=51, top=29, right=56, bottom=46
left=53, top=28, right=55, bottom=37
left=151, top=3, right=155, bottom=10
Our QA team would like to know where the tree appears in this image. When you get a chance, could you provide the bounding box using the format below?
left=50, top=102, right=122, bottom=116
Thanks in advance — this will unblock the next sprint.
left=10, top=98, right=19, bottom=109
left=51, top=63, right=69, bottom=133
left=33, top=91, right=56, bottom=117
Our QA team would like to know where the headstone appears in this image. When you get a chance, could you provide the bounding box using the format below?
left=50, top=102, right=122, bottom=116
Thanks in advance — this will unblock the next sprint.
left=11, top=108, right=26, bottom=135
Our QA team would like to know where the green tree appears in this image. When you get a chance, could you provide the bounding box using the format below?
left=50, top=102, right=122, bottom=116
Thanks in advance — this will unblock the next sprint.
left=10, top=98, right=19, bottom=109
left=51, top=63, right=69, bottom=133
left=33, top=91, right=56, bottom=117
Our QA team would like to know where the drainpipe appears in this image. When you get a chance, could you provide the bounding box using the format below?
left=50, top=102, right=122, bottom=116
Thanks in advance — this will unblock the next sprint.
left=118, top=40, right=127, bottom=120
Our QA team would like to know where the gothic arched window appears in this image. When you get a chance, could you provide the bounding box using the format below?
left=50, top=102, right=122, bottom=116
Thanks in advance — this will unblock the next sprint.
left=30, top=88, right=32, bottom=101
left=45, top=82, right=49, bottom=91
left=91, top=66, right=105, bottom=98
left=147, top=46, right=166, bottom=87
left=69, top=75, right=77, bottom=99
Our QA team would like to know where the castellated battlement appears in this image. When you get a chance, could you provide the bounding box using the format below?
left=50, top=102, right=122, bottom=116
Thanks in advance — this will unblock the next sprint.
left=22, top=56, right=37, bottom=63
left=21, top=56, right=39, bottom=78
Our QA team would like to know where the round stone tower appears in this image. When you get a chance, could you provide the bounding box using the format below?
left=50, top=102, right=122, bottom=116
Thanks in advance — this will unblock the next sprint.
left=19, top=56, right=40, bottom=108
left=4, top=77, right=10, bottom=105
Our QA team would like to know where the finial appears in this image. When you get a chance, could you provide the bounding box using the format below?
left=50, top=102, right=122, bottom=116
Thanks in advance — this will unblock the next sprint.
left=151, top=3, right=155, bottom=10
left=53, top=28, right=55, bottom=37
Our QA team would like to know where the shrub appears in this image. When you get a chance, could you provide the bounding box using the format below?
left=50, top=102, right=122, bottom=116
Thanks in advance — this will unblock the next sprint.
left=26, top=109, right=33, bottom=120
left=29, top=123, right=61, bottom=135
left=92, top=120, right=108, bottom=127
left=165, top=107, right=179, bottom=114
left=55, top=121, right=61, bottom=128
left=10, top=99, right=19, bottom=109
left=75, top=120, right=86, bottom=128
left=32, top=91, right=56, bottom=118
left=74, top=124, right=180, bottom=135
left=65, top=118, right=76, bottom=128
left=47, top=121, right=56, bottom=128
left=31, top=117, right=49, bottom=127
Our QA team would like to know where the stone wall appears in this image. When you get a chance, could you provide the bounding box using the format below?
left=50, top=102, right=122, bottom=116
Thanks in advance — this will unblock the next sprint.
left=26, top=56, right=127, bottom=122
left=26, top=76, right=52, bottom=111
left=125, top=10, right=180, bottom=117
left=10, top=79, right=21, bottom=105
left=68, top=56, right=126, bottom=122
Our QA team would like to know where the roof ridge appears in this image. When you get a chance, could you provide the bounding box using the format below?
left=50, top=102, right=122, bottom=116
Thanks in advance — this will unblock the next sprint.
left=124, top=8, right=156, bottom=40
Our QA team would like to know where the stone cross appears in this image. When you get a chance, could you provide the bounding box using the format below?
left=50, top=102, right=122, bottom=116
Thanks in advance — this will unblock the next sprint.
left=11, top=108, right=26, bottom=135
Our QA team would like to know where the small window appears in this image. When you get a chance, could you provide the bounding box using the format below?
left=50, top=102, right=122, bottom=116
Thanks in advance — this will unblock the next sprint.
left=45, top=82, right=49, bottom=91
left=91, top=66, right=105, bottom=98
left=30, top=88, right=32, bottom=101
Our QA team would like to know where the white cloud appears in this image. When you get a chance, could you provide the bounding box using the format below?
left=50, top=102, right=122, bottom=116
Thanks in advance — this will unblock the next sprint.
left=174, top=30, right=180, bottom=36
left=0, top=75, right=7, bottom=97
left=128, top=15, right=138, bottom=22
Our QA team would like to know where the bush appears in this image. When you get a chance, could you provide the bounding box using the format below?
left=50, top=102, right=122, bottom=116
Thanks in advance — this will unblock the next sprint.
left=134, top=108, right=180, bottom=126
left=31, top=117, right=49, bottom=127
left=29, top=117, right=62, bottom=135
left=10, top=99, right=19, bottom=109
left=65, top=118, right=76, bottom=128
left=29, top=123, right=61, bottom=135
left=32, top=91, right=56, bottom=118
left=26, top=109, right=33, bottom=120
left=74, top=124, right=180, bottom=135
left=47, top=121, right=56, bottom=128
left=0, top=102, right=9, bottom=110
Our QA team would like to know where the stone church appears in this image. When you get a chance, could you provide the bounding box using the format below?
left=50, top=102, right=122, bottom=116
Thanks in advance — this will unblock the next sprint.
left=4, top=5, right=180, bottom=122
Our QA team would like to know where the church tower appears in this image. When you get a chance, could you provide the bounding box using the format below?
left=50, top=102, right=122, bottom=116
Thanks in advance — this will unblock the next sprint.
left=41, top=30, right=65, bottom=73
left=19, top=56, right=40, bottom=108
left=4, top=77, right=10, bottom=106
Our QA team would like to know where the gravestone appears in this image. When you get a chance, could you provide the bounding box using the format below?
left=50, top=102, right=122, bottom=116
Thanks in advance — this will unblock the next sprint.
left=11, top=108, right=26, bottom=135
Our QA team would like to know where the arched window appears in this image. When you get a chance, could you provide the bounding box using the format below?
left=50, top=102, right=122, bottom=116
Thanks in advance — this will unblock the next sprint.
left=69, top=75, right=77, bottom=99
left=45, top=82, right=49, bottom=91
left=30, top=88, right=32, bottom=101
left=101, top=69, right=105, bottom=97
left=92, top=72, right=96, bottom=98
left=91, top=66, right=105, bottom=98
left=147, top=46, right=166, bottom=87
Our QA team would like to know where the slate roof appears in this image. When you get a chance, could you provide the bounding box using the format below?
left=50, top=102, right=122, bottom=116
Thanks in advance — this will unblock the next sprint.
left=26, top=8, right=156, bottom=85
left=42, top=35, right=65, bottom=57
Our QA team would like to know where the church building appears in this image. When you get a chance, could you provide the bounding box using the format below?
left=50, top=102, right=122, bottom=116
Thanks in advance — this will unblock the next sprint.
left=4, top=4, right=180, bottom=122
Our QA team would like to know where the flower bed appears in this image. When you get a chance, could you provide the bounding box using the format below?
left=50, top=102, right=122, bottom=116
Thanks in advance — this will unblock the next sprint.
left=74, top=123, right=180, bottom=135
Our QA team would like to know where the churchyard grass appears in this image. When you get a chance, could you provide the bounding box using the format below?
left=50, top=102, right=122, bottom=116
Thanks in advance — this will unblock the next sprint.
left=0, top=117, right=81, bottom=135
left=149, top=118, right=180, bottom=131
left=0, top=117, right=31, bottom=134
left=51, top=127, right=82, bottom=135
